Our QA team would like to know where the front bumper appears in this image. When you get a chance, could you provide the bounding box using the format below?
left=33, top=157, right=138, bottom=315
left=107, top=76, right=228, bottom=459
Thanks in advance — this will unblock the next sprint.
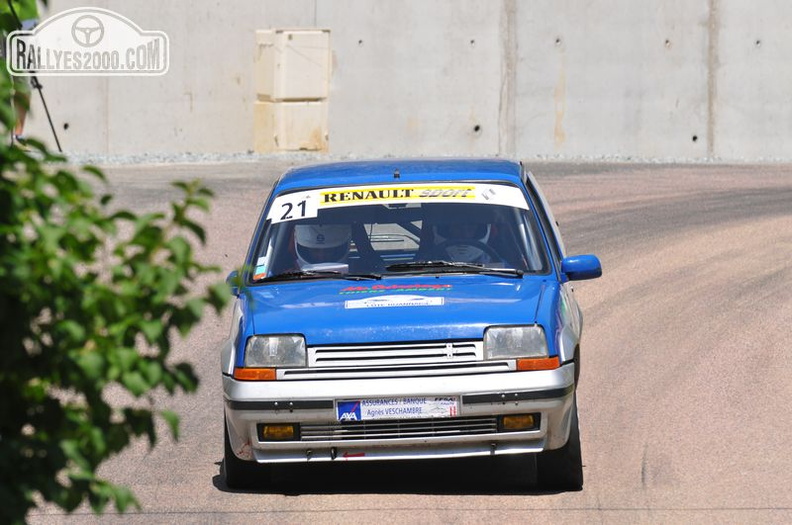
left=223, top=363, right=576, bottom=463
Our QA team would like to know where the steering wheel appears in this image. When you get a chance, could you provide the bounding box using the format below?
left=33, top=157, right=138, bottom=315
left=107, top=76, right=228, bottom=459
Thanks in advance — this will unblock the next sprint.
left=434, top=239, right=501, bottom=262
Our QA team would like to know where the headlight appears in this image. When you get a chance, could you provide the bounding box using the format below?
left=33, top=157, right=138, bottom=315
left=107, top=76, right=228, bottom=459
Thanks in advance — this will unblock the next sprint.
left=244, top=335, right=306, bottom=367
left=484, top=325, right=548, bottom=360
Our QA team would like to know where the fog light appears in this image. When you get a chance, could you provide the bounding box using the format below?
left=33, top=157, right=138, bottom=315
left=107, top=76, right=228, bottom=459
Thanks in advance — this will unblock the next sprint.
left=500, top=414, right=538, bottom=431
left=260, top=424, right=297, bottom=441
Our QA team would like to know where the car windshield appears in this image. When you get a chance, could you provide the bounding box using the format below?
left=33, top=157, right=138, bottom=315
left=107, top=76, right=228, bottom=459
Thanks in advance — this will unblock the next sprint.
left=249, top=181, right=549, bottom=281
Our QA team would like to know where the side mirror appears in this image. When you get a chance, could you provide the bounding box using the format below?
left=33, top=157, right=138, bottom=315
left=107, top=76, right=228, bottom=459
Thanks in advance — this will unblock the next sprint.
left=561, top=255, right=602, bottom=281
left=226, top=270, right=240, bottom=296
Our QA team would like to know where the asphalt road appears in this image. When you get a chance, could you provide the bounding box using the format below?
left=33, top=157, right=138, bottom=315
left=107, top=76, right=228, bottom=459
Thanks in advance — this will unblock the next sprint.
left=29, top=161, right=792, bottom=524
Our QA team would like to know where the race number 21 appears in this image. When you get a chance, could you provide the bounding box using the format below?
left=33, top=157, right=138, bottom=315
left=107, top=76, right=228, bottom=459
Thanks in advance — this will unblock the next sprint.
left=268, top=191, right=319, bottom=223
left=280, top=199, right=307, bottom=221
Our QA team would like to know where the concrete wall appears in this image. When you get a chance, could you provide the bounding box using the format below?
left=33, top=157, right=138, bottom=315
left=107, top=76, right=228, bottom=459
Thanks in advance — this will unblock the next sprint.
left=316, top=1, right=504, bottom=157
left=26, top=0, right=263, bottom=155
left=23, top=0, right=792, bottom=160
left=715, top=1, right=792, bottom=159
left=514, top=0, right=711, bottom=159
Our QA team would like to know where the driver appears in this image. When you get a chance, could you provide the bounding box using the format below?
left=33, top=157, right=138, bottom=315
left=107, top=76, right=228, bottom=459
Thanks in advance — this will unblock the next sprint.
left=433, top=222, right=494, bottom=263
left=294, top=224, right=352, bottom=269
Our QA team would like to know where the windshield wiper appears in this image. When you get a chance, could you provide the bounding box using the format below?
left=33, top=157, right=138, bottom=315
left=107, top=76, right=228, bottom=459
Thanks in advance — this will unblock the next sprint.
left=385, top=261, right=523, bottom=278
left=254, top=270, right=381, bottom=283
left=344, top=273, right=382, bottom=281
left=255, top=270, right=342, bottom=283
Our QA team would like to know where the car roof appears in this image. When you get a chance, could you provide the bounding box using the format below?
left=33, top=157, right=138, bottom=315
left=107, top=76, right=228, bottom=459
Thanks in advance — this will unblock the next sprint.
left=274, top=158, right=523, bottom=193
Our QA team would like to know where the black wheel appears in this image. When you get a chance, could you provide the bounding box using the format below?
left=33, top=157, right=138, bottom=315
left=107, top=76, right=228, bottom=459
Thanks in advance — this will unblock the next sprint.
left=223, top=419, right=270, bottom=489
left=495, top=453, right=538, bottom=491
left=536, top=397, right=583, bottom=491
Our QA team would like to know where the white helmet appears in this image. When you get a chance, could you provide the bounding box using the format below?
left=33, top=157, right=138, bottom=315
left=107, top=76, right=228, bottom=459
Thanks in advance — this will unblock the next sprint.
left=433, top=223, right=491, bottom=263
left=294, top=224, right=351, bottom=268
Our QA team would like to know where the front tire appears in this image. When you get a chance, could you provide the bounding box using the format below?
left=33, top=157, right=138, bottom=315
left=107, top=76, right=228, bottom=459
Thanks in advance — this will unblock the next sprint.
left=536, top=397, right=583, bottom=491
left=223, top=419, right=270, bottom=489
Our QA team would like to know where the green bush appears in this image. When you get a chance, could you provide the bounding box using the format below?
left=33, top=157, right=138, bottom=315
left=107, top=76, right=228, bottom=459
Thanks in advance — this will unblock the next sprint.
left=0, top=24, right=228, bottom=524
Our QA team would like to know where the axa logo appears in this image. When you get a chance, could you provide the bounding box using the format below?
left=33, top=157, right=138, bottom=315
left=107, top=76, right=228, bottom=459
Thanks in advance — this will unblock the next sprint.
left=337, top=401, right=361, bottom=421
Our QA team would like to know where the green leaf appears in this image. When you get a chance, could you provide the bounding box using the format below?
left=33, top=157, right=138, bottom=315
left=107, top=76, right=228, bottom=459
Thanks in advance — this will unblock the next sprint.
left=61, top=439, right=91, bottom=472
left=186, top=298, right=205, bottom=318
left=172, top=363, right=199, bottom=392
left=142, top=360, right=163, bottom=386
left=113, top=347, right=138, bottom=372
left=110, top=485, right=139, bottom=513
left=110, top=210, right=136, bottom=221
left=160, top=410, right=180, bottom=441
left=120, top=371, right=148, bottom=397
left=87, top=480, right=111, bottom=514
left=139, top=319, right=163, bottom=343
left=82, top=165, right=106, bottom=181
left=171, top=181, right=189, bottom=192
left=123, top=408, right=156, bottom=445
left=167, top=236, right=191, bottom=264
left=76, top=352, right=105, bottom=381
left=89, top=427, right=107, bottom=457
left=182, top=219, right=207, bottom=244
left=59, top=320, right=86, bottom=341
left=206, top=282, right=230, bottom=313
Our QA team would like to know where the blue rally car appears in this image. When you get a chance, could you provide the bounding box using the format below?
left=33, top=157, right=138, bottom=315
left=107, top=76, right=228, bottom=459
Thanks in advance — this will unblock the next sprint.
left=222, top=159, right=601, bottom=490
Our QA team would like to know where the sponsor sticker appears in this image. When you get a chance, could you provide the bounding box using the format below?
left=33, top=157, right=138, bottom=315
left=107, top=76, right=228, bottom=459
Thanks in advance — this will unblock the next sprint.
left=252, top=265, right=267, bottom=280
left=344, top=294, right=444, bottom=309
left=337, top=397, right=459, bottom=421
left=320, top=185, right=475, bottom=205
left=267, top=183, right=528, bottom=223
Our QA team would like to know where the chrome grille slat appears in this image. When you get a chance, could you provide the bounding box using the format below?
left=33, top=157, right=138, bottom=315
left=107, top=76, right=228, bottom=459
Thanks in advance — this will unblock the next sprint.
left=300, top=416, right=498, bottom=441
left=281, top=361, right=511, bottom=380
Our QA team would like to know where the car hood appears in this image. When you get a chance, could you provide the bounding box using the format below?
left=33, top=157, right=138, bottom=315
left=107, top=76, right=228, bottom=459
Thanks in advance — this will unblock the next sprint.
left=246, top=276, right=549, bottom=344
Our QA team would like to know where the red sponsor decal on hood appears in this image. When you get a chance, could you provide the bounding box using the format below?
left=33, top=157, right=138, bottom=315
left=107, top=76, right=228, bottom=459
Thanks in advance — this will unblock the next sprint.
left=340, top=284, right=452, bottom=294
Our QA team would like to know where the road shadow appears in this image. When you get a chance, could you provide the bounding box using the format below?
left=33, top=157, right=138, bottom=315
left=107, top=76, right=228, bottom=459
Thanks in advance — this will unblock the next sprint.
left=212, top=456, right=571, bottom=496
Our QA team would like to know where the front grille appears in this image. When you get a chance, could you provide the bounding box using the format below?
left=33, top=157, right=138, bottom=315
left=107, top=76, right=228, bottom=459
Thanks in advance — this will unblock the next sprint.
left=300, top=416, right=498, bottom=441
left=309, top=341, right=482, bottom=367
left=277, top=340, right=512, bottom=380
